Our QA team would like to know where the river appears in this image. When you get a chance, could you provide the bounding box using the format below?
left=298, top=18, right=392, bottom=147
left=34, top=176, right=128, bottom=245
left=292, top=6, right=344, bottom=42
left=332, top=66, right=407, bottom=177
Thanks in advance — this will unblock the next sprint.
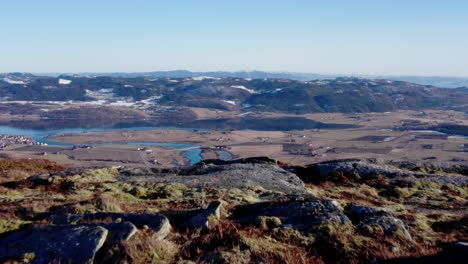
left=0, top=125, right=207, bottom=165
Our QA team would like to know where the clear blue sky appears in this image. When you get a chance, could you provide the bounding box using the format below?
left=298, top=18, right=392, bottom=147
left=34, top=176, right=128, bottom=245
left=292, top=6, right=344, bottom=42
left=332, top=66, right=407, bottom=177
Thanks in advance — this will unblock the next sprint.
left=1, top=0, right=467, bottom=76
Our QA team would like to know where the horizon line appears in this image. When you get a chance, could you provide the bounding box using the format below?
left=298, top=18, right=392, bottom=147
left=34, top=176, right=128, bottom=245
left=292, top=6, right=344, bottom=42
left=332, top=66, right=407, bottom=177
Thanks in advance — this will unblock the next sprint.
left=2, top=70, right=468, bottom=79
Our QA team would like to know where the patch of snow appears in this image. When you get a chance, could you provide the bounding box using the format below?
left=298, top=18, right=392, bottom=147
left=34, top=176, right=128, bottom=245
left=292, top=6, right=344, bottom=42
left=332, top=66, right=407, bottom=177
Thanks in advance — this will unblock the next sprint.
left=382, top=137, right=396, bottom=142
left=124, top=84, right=134, bottom=88
left=109, top=100, right=136, bottom=107
left=139, top=95, right=163, bottom=105
left=315, top=80, right=330, bottom=85
left=3, top=78, right=26, bottom=85
left=191, top=76, right=220, bottom=81
left=168, top=79, right=179, bottom=83
left=238, top=111, right=253, bottom=116
left=230, top=85, right=255, bottom=94
left=58, top=79, right=72, bottom=85
left=222, top=100, right=236, bottom=105
left=85, top=89, right=114, bottom=100
left=83, top=100, right=107, bottom=105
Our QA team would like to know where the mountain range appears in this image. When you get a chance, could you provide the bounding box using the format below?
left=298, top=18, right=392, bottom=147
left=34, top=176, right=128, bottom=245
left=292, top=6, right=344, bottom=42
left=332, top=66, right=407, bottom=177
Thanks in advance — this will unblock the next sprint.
left=1, top=74, right=468, bottom=114
left=3, top=71, right=468, bottom=88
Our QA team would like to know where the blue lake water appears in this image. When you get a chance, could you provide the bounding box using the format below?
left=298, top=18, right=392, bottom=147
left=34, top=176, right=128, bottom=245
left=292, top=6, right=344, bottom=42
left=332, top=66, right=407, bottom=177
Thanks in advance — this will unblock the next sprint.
left=0, top=125, right=204, bottom=165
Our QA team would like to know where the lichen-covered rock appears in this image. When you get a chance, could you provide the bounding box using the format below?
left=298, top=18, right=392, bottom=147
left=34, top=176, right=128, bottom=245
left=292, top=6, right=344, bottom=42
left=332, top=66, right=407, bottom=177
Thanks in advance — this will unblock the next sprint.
left=0, top=225, right=108, bottom=264
left=49, top=212, right=167, bottom=228
left=233, top=198, right=350, bottom=231
left=120, top=162, right=305, bottom=193
left=346, top=204, right=412, bottom=241
left=294, top=159, right=468, bottom=186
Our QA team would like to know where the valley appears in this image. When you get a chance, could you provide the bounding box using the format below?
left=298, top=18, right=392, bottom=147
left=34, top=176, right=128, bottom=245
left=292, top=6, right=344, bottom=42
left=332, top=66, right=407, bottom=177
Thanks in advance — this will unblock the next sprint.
left=0, top=108, right=466, bottom=168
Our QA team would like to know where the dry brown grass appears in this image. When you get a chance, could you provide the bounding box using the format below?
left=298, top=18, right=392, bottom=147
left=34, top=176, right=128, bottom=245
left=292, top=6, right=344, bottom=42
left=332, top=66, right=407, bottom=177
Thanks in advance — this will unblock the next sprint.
left=0, top=158, right=66, bottom=183
left=122, top=230, right=179, bottom=264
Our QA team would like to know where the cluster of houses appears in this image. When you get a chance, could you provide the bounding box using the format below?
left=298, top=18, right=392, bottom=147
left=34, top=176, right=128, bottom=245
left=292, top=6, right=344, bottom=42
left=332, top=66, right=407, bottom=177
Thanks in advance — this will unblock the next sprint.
left=0, top=135, right=47, bottom=150
left=215, top=136, right=231, bottom=142
left=210, top=145, right=232, bottom=150
left=72, top=145, right=93, bottom=150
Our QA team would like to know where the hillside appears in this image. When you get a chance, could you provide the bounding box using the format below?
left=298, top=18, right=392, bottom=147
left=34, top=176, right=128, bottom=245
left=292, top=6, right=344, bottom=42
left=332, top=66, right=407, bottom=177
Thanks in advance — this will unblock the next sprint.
left=0, top=157, right=466, bottom=263
left=1, top=74, right=467, bottom=114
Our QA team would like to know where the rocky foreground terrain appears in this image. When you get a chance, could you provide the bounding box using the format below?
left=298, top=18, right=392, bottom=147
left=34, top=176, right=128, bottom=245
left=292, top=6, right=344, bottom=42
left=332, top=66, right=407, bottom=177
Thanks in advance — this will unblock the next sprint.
left=0, top=157, right=467, bottom=263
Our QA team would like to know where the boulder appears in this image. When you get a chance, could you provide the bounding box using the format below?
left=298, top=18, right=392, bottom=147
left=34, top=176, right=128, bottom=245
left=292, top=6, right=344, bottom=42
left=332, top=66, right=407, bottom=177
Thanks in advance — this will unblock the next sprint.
left=150, top=215, right=172, bottom=240
left=0, top=225, right=108, bottom=264
left=294, top=159, right=409, bottom=184
left=184, top=201, right=223, bottom=229
left=346, top=204, right=412, bottom=241
left=94, top=222, right=138, bottom=244
left=233, top=198, right=351, bottom=231
left=48, top=213, right=171, bottom=240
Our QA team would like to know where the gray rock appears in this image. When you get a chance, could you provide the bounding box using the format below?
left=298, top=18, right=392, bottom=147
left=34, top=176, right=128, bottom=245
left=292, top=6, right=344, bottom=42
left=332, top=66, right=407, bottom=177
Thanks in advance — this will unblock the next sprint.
left=93, top=222, right=138, bottom=244
left=151, top=214, right=172, bottom=240
left=454, top=241, right=468, bottom=255
left=296, top=159, right=468, bottom=186
left=185, top=201, right=223, bottom=229
left=0, top=225, right=108, bottom=264
left=234, top=198, right=350, bottom=231
left=346, top=204, right=412, bottom=241
left=120, top=163, right=305, bottom=193
left=48, top=212, right=170, bottom=232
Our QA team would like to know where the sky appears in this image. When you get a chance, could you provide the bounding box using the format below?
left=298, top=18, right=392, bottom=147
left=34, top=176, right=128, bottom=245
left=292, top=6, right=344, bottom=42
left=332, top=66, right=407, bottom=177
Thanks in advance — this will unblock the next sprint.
left=1, top=0, right=468, bottom=76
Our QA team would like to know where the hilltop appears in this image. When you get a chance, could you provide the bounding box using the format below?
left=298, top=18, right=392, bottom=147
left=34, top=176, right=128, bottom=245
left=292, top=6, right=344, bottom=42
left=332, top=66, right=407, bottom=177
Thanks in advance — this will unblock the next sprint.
left=0, top=157, right=466, bottom=263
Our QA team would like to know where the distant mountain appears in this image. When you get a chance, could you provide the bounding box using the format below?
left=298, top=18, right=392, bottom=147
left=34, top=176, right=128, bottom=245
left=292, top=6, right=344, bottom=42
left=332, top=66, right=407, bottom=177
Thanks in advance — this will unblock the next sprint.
left=60, top=70, right=331, bottom=81
left=1, top=74, right=467, bottom=114
left=14, top=71, right=467, bottom=88
left=381, top=76, right=468, bottom=89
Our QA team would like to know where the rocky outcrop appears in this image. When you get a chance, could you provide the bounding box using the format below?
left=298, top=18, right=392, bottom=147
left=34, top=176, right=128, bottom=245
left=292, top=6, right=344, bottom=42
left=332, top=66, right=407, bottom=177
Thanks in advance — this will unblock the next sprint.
left=293, top=159, right=468, bottom=186
left=0, top=225, right=108, bottom=264
left=233, top=198, right=350, bottom=231
left=120, top=161, right=305, bottom=193
left=346, top=204, right=412, bottom=241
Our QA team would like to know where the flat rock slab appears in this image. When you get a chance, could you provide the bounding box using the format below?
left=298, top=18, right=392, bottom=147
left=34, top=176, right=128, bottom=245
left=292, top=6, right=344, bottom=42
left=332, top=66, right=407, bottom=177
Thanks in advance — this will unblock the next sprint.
left=48, top=213, right=171, bottom=240
left=121, top=163, right=305, bottom=193
left=0, top=225, right=108, bottom=264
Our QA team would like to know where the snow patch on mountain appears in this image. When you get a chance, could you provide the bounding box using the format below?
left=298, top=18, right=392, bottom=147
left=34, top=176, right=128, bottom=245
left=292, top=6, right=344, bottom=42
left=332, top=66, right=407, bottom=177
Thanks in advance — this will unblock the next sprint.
left=230, top=85, right=255, bottom=93
left=191, top=76, right=220, bottom=81
left=3, top=78, right=27, bottom=85
left=222, top=100, right=236, bottom=105
left=58, top=79, right=72, bottom=85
